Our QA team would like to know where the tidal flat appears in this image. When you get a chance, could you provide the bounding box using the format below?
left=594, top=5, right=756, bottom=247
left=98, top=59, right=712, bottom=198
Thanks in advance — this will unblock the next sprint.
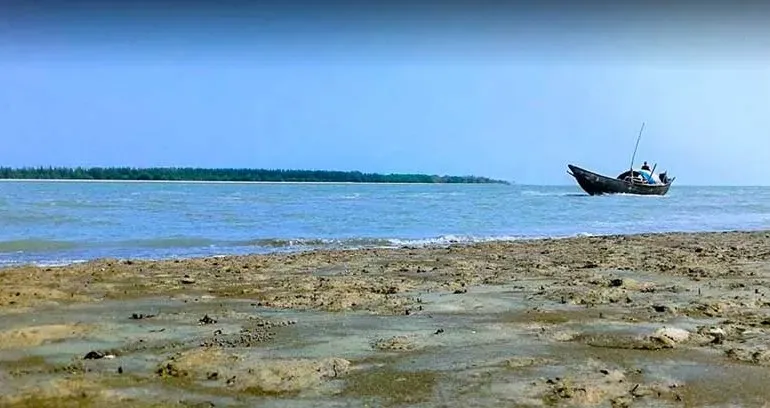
left=1, top=230, right=770, bottom=407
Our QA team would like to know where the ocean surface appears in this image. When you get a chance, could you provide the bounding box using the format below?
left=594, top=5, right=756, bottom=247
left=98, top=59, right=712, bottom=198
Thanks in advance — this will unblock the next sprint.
left=1, top=180, right=770, bottom=267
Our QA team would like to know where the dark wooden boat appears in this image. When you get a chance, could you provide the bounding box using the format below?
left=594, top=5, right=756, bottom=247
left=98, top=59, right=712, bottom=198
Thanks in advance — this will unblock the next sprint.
left=566, top=123, right=676, bottom=196
left=567, top=164, right=675, bottom=196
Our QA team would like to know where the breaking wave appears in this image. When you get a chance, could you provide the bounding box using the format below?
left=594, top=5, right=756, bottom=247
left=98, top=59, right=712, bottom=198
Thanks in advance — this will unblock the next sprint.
left=0, top=239, right=80, bottom=253
left=0, top=233, right=600, bottom=267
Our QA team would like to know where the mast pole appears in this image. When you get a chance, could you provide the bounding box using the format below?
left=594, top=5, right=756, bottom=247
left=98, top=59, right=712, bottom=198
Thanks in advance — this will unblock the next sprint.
left=629, top=122, right=645, bottom=172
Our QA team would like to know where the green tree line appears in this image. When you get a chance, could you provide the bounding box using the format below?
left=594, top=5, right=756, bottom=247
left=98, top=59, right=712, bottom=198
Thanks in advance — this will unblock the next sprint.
left=0, top=167, right=510, bottom=184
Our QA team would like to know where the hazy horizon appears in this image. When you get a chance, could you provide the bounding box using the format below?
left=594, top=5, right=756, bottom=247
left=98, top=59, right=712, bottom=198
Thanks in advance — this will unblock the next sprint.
left=1, top=1, right=768, bottom=186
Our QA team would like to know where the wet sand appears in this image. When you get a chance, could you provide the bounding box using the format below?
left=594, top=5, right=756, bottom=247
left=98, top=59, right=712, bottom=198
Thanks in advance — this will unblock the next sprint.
left=1, top=230, right=770, bottom=407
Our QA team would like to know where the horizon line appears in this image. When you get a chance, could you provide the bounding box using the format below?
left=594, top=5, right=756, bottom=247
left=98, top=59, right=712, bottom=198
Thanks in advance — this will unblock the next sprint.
left=2, top=179, right=769, bottom=188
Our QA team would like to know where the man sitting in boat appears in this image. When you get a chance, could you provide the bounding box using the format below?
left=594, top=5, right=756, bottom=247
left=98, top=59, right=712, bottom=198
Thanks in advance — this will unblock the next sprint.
left=638, top=162, right=656, bottom=184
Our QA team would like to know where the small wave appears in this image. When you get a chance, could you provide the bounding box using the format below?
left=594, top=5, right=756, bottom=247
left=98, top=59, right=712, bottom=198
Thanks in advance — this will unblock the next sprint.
left=243, top=233, right=601, bottom=251
left=238, top=237, right=394, bottom=248
left=521, top=190, right=563, bottom=197
left=218, top=193, right=244, bottom=202
left=115, top=237, right=219, bottom=249
left=385, top=233, right=596, bottom=247
left=0, top=258, right=88, bottom=268
left=521, top=190, right=670, bottom=199
left=521, top=190, right=589, bottom=198
left=603, top=193, right=669, bottom=199
left=35, top=259, right=88, bottom=267
left=338, top=193, right=361, bottom=200
left=33, top=199, right=115, bottom=209
left=0, top=213, right=78, bottom=225
left=0, top=239, right=80, bottom=253
left=0, top=232, right=614, bottom=268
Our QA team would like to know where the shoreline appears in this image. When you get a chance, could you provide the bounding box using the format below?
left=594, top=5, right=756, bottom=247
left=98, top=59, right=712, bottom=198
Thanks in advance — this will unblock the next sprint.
left=1, top=228, right=770, bottom=406
left=2, top=228, right=768, bottom=269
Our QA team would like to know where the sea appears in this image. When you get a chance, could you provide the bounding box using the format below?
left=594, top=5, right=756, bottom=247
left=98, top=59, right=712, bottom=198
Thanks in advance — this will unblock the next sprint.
left=1, top=180, right=770, bottom=267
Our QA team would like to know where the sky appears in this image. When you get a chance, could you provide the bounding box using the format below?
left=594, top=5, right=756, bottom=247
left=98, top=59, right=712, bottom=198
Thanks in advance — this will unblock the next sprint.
left=0, top=1, right=769, bottom=185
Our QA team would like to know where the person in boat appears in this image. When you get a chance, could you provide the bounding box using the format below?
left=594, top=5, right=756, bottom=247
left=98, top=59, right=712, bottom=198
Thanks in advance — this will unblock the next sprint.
left=639, top=161, right=655, bottom=184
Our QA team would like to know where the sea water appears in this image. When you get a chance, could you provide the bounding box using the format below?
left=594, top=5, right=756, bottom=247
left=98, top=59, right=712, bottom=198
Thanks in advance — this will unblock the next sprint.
left=1, top=180, right=769, bottom=267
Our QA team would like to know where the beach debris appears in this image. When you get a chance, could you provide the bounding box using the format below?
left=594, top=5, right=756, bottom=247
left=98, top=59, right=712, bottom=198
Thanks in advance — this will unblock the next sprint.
left=650, top=327, right=690, bottom=347
left=434, top=328, right=445, bottom=335
left=373, top=335, right=417, bottom=351
left=84, top=350, right=116, bottom=360
left=651, top=304, right=671, bottom=313
left=640, top=285, right=656, bottom=293
left=580, top=261, right=599, bottom=269
left=157, top=362, right=189, bottom=378
left=201, top=327, right=274, bottom=348
left=698, top=326, right=727, bottom=344
left=199, top=315, right=217, bottom=325
left=84, top=350, right=105, bottom=359
left=546, top=329, right=580, bottom=342
left=504, top=356, right=549, bottom=369
left=130, top=312, right=156, bottom=320
left=252, top=319, right=296, bottom=328
left=180, top=275, right=196, bottom=284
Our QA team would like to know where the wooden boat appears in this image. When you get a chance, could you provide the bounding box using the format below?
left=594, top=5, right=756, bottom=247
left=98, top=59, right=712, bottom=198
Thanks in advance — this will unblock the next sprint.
left=566, top=122, right=675, bottom=196
left=567, top=164, right=674, bottom=196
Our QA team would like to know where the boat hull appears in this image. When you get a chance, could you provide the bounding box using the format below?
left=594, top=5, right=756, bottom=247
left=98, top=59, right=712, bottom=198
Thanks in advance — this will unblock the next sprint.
left=567, top=164, right=673, bottom=196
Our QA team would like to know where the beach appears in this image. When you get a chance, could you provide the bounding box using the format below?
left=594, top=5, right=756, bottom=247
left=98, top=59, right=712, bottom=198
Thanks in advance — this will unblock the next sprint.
left=2, top=230, right=770, bottom=407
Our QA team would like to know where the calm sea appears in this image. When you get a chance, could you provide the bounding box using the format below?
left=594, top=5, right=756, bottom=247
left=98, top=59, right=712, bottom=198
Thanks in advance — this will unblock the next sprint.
left=1, top=180, right=769, bottom=267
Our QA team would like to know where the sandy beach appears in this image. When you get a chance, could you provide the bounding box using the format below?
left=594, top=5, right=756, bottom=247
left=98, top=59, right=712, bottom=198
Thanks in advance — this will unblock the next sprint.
left=1, top=230, right=770, bottom=407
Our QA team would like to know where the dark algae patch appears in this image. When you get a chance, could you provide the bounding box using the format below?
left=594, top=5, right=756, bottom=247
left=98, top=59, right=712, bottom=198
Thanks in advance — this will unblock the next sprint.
left=342, top=366, right=441, bottom=406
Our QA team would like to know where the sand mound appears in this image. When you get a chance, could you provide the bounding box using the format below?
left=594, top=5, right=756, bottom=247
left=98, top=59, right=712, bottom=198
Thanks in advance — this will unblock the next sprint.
left=156, top=347, right=350, bottom=394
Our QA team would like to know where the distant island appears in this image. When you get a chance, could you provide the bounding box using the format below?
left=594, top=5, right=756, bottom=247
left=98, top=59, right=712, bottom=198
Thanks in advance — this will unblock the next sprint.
left=0, top=167, right=511, bottom=184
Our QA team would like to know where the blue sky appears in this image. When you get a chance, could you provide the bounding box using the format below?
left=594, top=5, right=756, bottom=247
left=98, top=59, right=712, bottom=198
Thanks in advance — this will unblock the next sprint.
left=1, top=3, right=768, bottom=185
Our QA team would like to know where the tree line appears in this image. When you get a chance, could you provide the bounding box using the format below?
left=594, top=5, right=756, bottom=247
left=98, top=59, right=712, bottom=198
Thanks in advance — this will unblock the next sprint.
left=0, top=167, right=510, bottom=184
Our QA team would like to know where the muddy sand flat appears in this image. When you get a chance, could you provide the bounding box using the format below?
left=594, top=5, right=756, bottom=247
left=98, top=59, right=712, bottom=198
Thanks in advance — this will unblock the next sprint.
left=1, top=230, right=770, bottom=407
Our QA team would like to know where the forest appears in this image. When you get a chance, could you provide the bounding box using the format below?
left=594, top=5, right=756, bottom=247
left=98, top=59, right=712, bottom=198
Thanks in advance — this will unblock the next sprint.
left=0, top=167, right=510, bottom=184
